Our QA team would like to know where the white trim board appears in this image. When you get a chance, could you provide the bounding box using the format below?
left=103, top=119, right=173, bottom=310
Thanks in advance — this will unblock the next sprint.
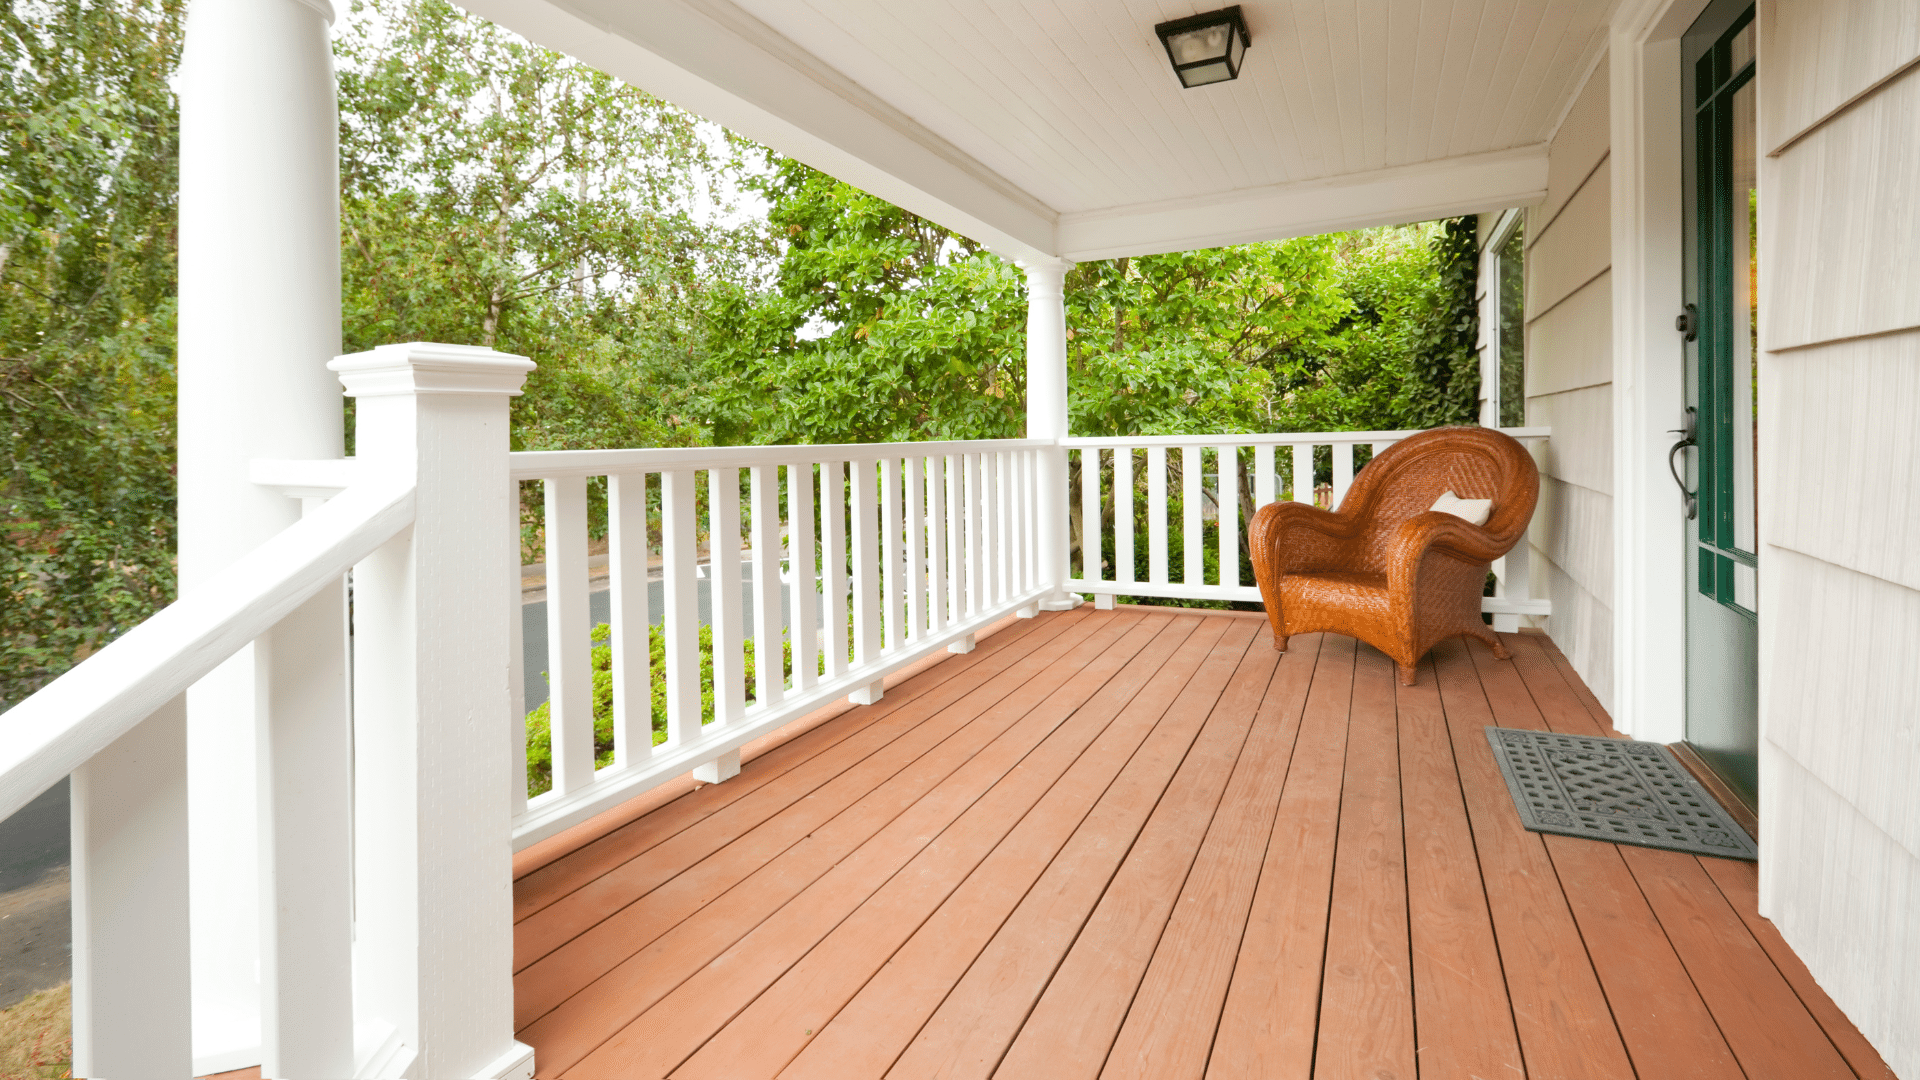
left=1607, top=0, right=1710, bottom=744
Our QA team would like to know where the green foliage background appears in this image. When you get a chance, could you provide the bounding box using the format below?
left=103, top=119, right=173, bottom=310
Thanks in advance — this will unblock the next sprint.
left=1, top=0, right=1482, bottom=706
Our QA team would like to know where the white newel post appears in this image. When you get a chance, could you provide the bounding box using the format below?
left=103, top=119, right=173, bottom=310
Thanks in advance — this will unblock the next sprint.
left=177, top=0, right=343, bottom=1066
left=1021, top=258, right=1081, bottom=612
left=336, top=344, right=536, bottom=1079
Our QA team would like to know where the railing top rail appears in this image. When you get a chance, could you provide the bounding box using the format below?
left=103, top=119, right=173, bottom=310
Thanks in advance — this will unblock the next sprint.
left=0, top=477, right=416, bottom=822
left=1060, top=426, right=1550, bottom=448
left=510, top=437, right=1052, bottom=480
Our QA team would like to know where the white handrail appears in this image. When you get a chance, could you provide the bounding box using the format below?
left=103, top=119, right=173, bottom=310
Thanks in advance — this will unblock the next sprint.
left=509, top=437, right=1053, bottom=479
left=0, top=477, right=416, bottom=821
left=1061, top=425, right=1552, bottom=448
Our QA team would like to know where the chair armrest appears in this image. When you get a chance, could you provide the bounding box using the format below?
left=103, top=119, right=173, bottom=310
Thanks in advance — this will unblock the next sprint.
left=1249, top=500, right=1365, bottom=574
left=1383, top=511, right=1514, bottom=596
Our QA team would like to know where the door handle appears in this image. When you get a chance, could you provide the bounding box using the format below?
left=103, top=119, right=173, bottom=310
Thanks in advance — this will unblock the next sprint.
left=1667, top=406, right=1698, bottom=520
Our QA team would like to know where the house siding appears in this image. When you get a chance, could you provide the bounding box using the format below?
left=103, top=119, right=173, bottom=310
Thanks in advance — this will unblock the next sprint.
left=1515, top=56, right=1615, bottom=710
left=1758, top=1, right=1920, bottom=1073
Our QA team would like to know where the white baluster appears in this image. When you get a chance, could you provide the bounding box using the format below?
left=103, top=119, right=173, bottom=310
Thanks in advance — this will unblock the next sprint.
left=543, top=475, right=595, bottom=794
left=1115, top=447, right=1135, bottom=585
left=1332, top=442, right=1355, bottom=508
left=1012, top=451, right=1029, bottom=598
left=707, top=468, right=744, bottom=729
left=609, top=471, right=652, bottom=768
left=960, top=453, right=975, bottom=618
left=850, top=460, right=882, bottom=702
left=1012, top=450, right=1025, bottom=598
left=1218, top=445, right=1239, bottom=587
left=71, top=695, right=191, bottom=1078
left=1292, top=444, right=1314, bottom=503
left=507, top=477, right=527, bottom=816
left=789, top=464, right=819, bottom=691
left=966, top=453, right=985, bottom=610
left=906, top=456, right=926, bottom=639
left=750, top=463, right=784, bottom=710
left=824, top=462, right=849, bottom=679
left=699, top=468, right=744, bottom=783
left=983, top=452, right=1002, bottom=604
left=258, top=576, right=354, bottom=1076
left=1255, top=444, right=1275, bottom=507
left=1148, top=446, right=1168, bottom=584
left=1081, top=448, right=1102, bottom=582
left=1183, top=447, right=1203, bottom=586
left=949, top=454, right=974, bottom=652
left=881, top=456, right=903, bottom=652
left=928, top=456, right=948, bottom=634
left=661, top=468, right=700, bottom=748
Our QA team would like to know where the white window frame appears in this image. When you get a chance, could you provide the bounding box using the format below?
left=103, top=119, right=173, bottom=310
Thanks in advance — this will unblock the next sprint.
left=1480, top=207, right=1527, bottom=428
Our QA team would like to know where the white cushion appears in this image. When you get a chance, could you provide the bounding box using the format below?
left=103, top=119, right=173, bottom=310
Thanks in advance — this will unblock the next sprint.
left=1430, top=490, right=1492, bottom=527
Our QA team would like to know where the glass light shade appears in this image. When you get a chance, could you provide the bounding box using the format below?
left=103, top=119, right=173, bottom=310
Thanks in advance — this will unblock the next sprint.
left=1167, top=24, right=1230, bottom=65
left=1155, top=7, right=1249, bottom=89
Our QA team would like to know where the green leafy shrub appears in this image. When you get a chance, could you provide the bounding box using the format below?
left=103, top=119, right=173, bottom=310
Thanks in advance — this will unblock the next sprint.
left=523, top=621, right=801, bottom=798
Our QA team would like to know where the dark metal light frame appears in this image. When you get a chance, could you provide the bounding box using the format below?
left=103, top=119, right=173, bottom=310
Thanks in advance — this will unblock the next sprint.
left=1154, top=6, right=1251, bottom=89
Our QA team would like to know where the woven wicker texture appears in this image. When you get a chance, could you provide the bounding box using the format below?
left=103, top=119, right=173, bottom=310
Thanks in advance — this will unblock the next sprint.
left=1250, top=426, right=1540, bottom=685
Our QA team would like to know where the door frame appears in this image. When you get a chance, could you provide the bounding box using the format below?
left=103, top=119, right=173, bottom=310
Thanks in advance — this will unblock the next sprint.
left=1607, top=0, right=1713, bottom=744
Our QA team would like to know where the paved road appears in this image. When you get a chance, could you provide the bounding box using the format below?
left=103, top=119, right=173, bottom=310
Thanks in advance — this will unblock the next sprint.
left=0, top=778, right=70, bottom=1009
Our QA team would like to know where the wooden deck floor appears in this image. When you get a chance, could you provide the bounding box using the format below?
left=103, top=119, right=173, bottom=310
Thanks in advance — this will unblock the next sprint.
left=512, top=607, right=1896, bottom=1080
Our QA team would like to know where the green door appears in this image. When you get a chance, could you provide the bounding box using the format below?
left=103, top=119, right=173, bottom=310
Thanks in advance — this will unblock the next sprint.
left=1680, top=0, right=1759, bottom=808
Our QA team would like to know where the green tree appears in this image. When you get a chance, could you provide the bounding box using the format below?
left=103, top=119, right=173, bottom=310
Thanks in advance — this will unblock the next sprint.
left=707, top=155, right=1473, bottom=451
left=335, top=0, right=775, bottom=457
left=1, top=0, right=183, bottom=707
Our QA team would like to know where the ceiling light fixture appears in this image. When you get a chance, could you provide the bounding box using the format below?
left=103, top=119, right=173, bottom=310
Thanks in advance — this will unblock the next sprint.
left=1154, top=6, right=1250, bottom=89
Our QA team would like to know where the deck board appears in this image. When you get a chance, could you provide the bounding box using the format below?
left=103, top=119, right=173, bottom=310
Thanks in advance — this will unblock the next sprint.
left=1313, top=644, right=1415, bottom=1080
left=1099, top=632, right=1318, bottom=1080
left=511, top=610, right=1892, bottom=1080
left=511, top=611, right=1061, bottom=924
left=1206, top=633, right=1354, bottom=1080
left=1396, top=649, right=1525, bottom=1080
left=671, top=614, right=1180, bottom=1078
left=884, top=617, right=1243, bottom=1080
left=993, top=621, right=1271, bottom=1080
left=527, top=611, right=1133, bottom=1071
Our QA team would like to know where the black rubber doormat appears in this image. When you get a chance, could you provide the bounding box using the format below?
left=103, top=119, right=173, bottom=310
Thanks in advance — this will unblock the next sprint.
left=1484, top=727, right=1757, bottom=860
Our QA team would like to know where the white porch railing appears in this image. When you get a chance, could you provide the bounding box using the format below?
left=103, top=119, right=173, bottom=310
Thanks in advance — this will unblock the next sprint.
left=0, top=330, right=1554, bottom=1075
left=508, top=440, right=1049, bottom=849
left=1062, top=428, right=1552, bottom=625
left=0, top=344, right=537, bottom=1078
left=0, top=476, right=415, bottom=1077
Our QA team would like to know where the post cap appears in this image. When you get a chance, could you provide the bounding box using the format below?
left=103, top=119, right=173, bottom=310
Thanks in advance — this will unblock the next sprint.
left=329, top=342, right=535, bottom=399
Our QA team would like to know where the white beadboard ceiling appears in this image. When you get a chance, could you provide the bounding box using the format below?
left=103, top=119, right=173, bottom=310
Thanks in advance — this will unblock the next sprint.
left=460, top=0, right=1614, bottom=260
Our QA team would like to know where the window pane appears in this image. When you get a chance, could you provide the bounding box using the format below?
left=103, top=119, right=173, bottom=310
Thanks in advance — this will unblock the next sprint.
left=1498, top=224, right=1526, bottom=428
left=1730, top=20, right=1754, bottom=73
left=1731, top=77, right=1757, bottom=553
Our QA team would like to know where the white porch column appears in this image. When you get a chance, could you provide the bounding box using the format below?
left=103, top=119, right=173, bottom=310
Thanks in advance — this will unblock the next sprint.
left=337, top=344, right=536, bottom=1079
left=176, top=0, right=343, bottom=1068
left=1021, top=258, right=1082, bottom=612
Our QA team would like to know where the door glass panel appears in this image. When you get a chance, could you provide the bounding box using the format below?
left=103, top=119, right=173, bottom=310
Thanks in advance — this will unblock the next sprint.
left=1731, top=78, right=1757, bottom=554
left=1730, top=20, right=1754, bottom=71
left=1682, top=0, right=1760, bottom=811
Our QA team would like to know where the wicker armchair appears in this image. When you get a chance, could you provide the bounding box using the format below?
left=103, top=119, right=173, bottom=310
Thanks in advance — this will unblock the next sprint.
left=1249, top=426, right=1539, bottom=685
